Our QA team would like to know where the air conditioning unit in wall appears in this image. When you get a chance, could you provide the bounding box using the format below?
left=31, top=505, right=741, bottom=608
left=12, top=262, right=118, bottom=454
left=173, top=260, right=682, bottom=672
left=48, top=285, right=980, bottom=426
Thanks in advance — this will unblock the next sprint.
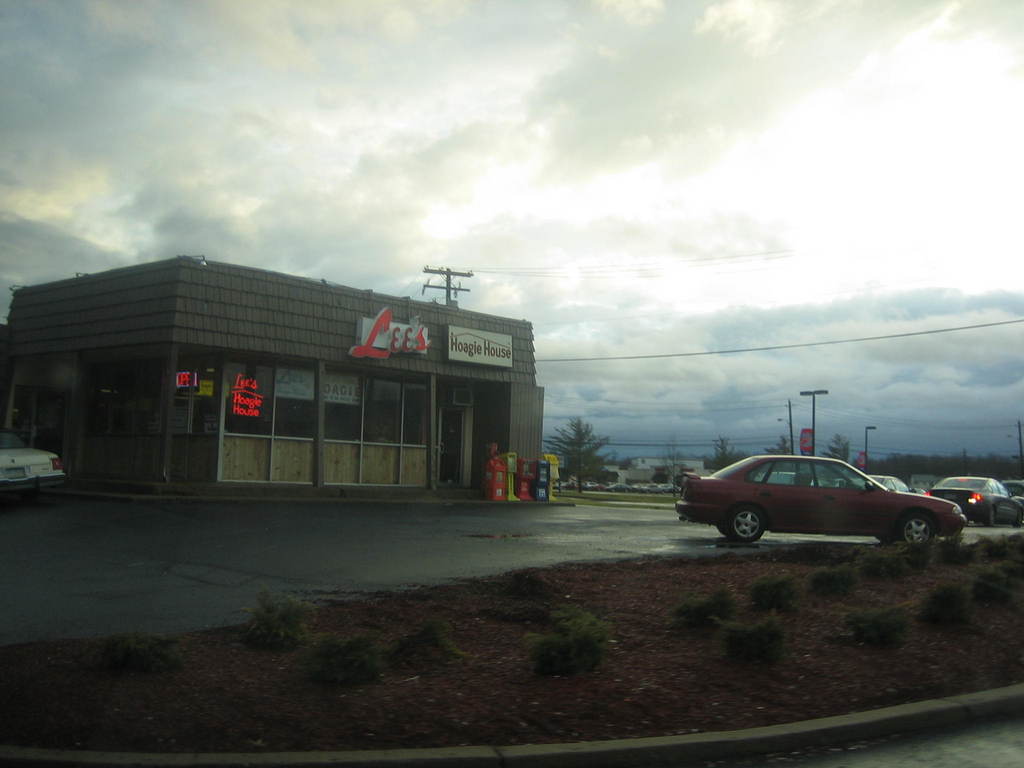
left=450, top=388, right=473, bottom=407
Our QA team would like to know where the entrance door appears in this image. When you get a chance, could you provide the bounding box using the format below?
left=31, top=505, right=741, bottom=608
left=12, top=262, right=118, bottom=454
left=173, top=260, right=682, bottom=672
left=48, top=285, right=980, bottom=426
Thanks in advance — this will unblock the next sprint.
left=11, top=386, right=67, bottom=457
left=438, top=408, right=464, bottom=485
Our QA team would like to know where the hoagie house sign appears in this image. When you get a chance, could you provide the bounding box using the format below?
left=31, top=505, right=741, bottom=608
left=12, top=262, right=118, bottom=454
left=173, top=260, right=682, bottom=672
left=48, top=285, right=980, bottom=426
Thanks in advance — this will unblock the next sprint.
left=448, top=326, right=513, bottom=368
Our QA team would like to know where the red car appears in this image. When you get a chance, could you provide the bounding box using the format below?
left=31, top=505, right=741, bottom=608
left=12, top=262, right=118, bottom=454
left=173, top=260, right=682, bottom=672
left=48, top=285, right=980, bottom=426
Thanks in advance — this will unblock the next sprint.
left=677, top=455, right=966, bottom=544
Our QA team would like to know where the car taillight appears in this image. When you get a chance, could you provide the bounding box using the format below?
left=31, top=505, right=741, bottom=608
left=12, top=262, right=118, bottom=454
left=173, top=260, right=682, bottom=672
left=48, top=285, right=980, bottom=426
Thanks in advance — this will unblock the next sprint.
left=968, top=492, right=982, bottom=504
left=924, top=490, right=932, bottom=496
left=51, top=458, right=63, bottom=471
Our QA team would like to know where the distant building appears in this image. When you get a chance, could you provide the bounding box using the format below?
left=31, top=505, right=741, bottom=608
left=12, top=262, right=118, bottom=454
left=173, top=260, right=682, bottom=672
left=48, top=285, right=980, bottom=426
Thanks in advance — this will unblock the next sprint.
left=606, top=456, right=706, bottom=484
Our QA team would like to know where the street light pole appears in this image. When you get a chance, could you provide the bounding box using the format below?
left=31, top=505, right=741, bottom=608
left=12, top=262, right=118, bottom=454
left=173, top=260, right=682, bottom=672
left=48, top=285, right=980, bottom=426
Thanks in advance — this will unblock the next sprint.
left=799, top=389, right=828, bottom=456
left=864, top=426, right=877, bottom=471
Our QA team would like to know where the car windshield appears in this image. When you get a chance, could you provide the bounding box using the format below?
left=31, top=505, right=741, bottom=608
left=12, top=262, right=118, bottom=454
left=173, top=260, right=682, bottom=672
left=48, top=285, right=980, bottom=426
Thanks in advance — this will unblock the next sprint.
left=0, top=432, right=26, bottom=450
left=934, top=477, right=987, bottom=490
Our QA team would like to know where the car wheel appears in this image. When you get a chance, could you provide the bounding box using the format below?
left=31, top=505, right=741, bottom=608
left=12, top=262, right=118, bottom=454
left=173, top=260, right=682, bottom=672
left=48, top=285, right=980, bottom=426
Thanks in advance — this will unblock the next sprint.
left=897, top=513, right=935, bottom=544
left=725, top=505, right=766, bottom=543
left=1014, top=509, right=1023, bottom=529
left=985, top=505, right=996, bottom=527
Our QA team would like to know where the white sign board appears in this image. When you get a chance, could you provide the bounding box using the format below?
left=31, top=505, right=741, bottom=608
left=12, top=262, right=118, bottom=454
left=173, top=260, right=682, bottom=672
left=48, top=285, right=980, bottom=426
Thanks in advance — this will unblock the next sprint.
left=448, top=326, right=513, bottom=368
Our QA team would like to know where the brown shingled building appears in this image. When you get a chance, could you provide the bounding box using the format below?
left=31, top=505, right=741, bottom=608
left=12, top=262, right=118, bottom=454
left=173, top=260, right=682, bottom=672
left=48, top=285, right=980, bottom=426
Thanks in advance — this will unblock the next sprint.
left=1, top=257, right=544, bottom=494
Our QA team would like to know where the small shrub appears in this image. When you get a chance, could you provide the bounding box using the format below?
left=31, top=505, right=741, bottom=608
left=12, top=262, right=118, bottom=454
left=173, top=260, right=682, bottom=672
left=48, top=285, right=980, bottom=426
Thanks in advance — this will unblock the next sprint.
left=845, top=607, right=908, bottom=647
left=750, top=575, right=799, bottom=612
left=997, top=556, right=1024, bottom=581
left=720, top=618, right=785, bottom=664
left=972, top=566, right=1017, bottom=605
left=920, top=583, right=972, bottom=624
left=243, top=589, right=315, bottom=650
left=390, top=620, right=466, bottom=665
left=858, top=550, right=909, bottom=580
left=939, top=534, right=977, bottom=565
left=303, top=634, right=384, bottom=685
left=504, top=570, right=553, bottom=598
left=527, top=606, right=610, bottom=676
left=671, top=588, right=736, bottom=628
left=808, top=565, right=858, bottom=597
left=979, top=537, right=1012, bottom=560
left=897, top=541, right=933, bottom=570
left=99, top=633, right=183, bottom=673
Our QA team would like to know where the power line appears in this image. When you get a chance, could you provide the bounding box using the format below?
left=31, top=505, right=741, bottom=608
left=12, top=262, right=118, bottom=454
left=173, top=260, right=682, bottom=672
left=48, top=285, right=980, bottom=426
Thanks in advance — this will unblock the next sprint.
left=537, top=318, right=1024, bottom=363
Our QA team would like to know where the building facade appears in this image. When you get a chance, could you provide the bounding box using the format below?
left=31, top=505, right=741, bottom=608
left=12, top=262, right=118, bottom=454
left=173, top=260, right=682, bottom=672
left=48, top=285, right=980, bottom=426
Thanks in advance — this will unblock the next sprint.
left=2, top=258, right=544, bottom=491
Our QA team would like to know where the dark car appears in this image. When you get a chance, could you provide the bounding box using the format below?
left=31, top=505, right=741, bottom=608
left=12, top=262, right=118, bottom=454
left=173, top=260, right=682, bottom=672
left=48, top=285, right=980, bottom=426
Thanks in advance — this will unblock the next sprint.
left=676, top=455, right=965, bottom=544
left=926, top=477, right=1023, bottom=526
left=1003, top=480, right=1024, bottom=498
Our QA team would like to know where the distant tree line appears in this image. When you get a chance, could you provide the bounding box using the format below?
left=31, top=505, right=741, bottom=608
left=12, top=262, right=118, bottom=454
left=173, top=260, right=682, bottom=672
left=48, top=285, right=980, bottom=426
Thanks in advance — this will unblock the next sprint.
left=546, top=420, right=1024, bottom=488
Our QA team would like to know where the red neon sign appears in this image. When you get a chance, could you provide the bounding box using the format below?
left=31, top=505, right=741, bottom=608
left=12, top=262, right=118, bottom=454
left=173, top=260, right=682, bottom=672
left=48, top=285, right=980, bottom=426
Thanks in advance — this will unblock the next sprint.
left=230, top=373, right=264, bottom=417
left=349, top=307, right=430, bottom=359
left=176, top=370, right=198, bottom=388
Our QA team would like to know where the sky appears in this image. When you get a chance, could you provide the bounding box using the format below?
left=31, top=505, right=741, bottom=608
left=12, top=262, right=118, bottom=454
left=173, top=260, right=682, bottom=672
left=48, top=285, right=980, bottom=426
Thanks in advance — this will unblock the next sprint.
left=1, top=0, right=1023, bottom=464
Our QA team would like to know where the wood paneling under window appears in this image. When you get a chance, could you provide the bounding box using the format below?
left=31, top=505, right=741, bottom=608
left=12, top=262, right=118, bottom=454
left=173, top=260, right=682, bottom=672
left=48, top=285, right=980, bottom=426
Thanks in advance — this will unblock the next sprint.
left=362, top=445, right=399, bottom=484
left=324, top=443, right=359, bottom=484
left=401, top=447, right=427, bottom=485
left=271, top=439, right=313, bottom=483
left=223, top=435, right=269, bottom=481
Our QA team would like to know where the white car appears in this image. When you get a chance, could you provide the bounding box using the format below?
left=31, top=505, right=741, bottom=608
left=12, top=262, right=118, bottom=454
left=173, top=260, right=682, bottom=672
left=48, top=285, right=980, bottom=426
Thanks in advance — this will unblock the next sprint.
left=0, top=430, right=66, bottom=498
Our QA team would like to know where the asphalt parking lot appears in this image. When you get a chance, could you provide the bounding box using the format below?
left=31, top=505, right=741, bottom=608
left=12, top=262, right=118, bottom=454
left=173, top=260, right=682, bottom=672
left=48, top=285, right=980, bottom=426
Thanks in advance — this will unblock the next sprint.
left=0, top=493, right=1002, bottom=646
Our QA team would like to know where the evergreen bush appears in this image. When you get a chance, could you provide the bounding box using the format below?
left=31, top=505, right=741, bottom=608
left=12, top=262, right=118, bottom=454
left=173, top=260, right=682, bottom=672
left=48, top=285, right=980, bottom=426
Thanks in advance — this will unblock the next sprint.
left=845, top=607, right=908, bottom=647
left=243, top=589, right=315, bottom=650
left=750, top=574, right=799, bottom=612
left=526, top=606, right=610, bottom=675
left=99, top=633, right=183, bottom=673
left=858, top=550, right=909, bottom=579
left=972, top=566, right=1017, bottom=605
left=920, top=583, right=972, bottom=624
left=671, top=588, right=736, bottom=628
left=303, top=634, right=384, bottom=685
left=808, top=565, right=858, bottom=597
left=720, top=618, right=785, bottom=663
left=939, top=534, right=977, bottom=565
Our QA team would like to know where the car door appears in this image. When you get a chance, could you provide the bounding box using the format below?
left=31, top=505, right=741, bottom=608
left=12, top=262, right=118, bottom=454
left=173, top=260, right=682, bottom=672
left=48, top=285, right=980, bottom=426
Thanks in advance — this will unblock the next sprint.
left=749, top=459, right=824, bottom=532
left=989, top=480, right=1018, bottom=524
left=811, top=462, right=895, bottom=535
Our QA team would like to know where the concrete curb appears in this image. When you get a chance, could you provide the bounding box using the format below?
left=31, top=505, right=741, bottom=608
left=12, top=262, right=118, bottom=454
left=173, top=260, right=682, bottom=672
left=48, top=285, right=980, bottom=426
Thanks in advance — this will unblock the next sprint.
left=4, top=683, right=1024, bottom=768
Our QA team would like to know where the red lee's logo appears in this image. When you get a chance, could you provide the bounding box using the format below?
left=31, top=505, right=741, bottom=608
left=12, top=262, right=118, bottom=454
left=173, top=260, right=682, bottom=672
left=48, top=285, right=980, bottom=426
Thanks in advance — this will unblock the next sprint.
left=349, top=308, right=430, bottom=359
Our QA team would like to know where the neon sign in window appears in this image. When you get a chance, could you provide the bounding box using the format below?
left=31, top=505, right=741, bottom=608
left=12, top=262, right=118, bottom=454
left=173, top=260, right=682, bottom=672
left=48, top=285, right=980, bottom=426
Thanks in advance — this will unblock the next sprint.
left=176, top=370, right=198, bottom=388
left=230, top=373, right=264, bottom=417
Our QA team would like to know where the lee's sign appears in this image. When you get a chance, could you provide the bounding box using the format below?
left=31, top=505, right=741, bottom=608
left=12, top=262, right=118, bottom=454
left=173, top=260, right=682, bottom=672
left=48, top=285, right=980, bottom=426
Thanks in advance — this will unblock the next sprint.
left=350, top=307, right=430, bottom=359
left=448, top=326, right=513, bottom=368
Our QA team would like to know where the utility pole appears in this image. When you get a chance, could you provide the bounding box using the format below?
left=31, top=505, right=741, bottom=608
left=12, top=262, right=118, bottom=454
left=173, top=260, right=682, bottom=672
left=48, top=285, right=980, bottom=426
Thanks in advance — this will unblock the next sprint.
left=787, top=399, right=794, bottom=454
left=1017, top=420, right=1023, bottom=478
left=423, top=266, right=473, bottom=307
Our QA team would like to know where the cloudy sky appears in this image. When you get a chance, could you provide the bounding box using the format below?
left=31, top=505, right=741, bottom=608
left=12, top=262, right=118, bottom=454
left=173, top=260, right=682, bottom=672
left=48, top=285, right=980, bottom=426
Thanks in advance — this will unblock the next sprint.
left=2, top=0, right=1022, bottom=463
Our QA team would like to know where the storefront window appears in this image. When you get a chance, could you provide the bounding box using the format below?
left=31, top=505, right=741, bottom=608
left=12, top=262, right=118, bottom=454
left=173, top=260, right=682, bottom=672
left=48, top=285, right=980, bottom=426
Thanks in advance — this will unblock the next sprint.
left=274, top=367, right=315, bottom=438
left=403, top=383, right=427, bottom=445
left=224, top=363, right=274, bottom=435
left=172, top=360, right=220, bottom=434
left=324, top=373, right=362, bottom=441
left=364, top=379, right=401, bottom=443
left=87, top=359, right=163, bottom=435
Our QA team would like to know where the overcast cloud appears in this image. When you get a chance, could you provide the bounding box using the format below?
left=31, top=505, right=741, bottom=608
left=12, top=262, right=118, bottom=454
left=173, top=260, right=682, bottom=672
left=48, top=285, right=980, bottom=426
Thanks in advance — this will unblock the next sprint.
left=1, top=0, right=1022, bottom=462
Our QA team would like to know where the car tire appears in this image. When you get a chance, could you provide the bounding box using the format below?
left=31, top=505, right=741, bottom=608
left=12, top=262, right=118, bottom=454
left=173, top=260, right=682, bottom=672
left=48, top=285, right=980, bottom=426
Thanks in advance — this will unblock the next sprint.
left=985, top=505, right=996, bottom=527
left=1014, top=509, right=1023, bottom=529
left=724, top=505, right=766, bottom=543
left=896, top=512, right=935, bottom=544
